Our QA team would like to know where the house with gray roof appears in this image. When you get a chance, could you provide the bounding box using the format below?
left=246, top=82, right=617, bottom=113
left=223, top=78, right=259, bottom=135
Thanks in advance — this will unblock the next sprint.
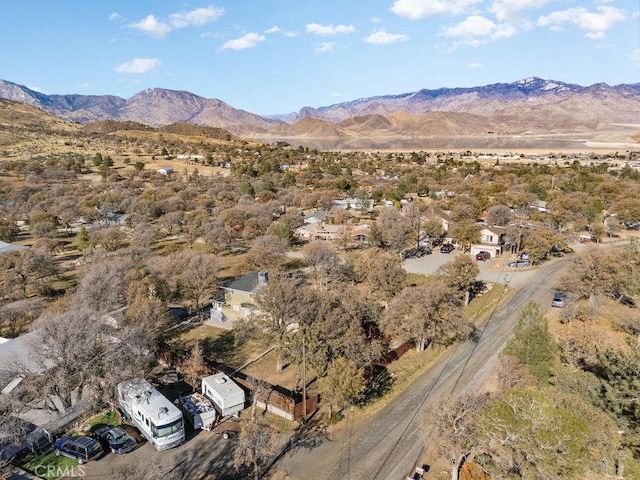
left=208, top=271, right=268, bottom=329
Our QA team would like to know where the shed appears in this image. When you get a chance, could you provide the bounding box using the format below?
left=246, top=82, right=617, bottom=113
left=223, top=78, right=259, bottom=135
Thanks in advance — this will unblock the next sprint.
left=156, top=166, right=174, bottom=175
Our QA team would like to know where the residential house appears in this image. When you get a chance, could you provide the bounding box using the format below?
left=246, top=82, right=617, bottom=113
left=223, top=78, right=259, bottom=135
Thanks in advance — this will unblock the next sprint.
left=208, top=271, right=269, bottom=329
left=303, top=210, right=326, bottom=225
left=470, top=226, right=506, bottom=257
left=333, top=197, right=374, bottom=212
left=294, top=223, right=370, bottom=245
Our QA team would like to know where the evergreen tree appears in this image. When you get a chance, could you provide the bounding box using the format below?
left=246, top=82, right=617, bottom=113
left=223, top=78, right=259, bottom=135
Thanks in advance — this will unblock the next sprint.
left=503, top=301, right=556, bottom=384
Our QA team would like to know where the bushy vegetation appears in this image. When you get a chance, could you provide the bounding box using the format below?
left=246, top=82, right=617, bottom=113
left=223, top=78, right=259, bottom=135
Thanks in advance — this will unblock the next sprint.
left=1, top=122, right=640, bottom=477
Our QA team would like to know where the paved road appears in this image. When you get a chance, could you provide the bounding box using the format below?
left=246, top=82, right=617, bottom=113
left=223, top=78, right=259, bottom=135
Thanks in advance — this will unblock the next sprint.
left=273, top=256, right=570, bottom=480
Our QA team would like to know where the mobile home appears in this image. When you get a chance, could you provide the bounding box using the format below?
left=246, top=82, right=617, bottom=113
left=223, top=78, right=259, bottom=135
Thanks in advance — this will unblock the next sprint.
left=201, top=373, right=245, bottom=417
left=118, top=378, right=185, bottom=451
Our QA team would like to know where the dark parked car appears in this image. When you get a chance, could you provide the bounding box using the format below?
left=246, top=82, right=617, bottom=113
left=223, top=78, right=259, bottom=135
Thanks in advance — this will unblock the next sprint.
left=475, top=251, right=491, bottom=261
left=93, top=426, right=136, bottom=454
left=552, top=292, right=566, bottom=308
left=440, top=243, right=455, bottom=254
left=53, top=435, right=103, bottom=464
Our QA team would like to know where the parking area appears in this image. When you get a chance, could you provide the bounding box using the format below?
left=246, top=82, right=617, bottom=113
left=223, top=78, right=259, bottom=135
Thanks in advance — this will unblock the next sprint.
left=62, top=420, right=247, bottom=480
left=403, top=249, right=539, bottom=288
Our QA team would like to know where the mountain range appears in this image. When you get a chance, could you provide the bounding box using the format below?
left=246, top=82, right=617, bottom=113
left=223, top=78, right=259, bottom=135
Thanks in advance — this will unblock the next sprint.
left=1, top=78, right=639, bottom=149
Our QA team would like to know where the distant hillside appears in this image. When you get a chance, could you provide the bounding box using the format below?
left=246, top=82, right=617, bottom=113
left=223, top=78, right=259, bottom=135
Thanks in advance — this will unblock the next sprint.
left=0, top=80, right=283, bottom=134
left=285, top=78, right=640, bottom=127
left=1, top=77, right=639, bottom=148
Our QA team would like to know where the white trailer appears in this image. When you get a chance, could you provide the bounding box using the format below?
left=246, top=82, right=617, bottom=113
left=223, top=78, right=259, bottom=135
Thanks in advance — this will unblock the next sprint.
left=178, top=392, right=217, bottom=431
left=118, top=378, right=185, bottom=451
left=201, top=373, right=245, bottom=417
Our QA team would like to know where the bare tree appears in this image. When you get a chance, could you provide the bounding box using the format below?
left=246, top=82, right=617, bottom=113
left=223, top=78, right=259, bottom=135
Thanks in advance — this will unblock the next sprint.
left=382, top=279, right=471, bottom=352
left=486, top=204, right=512, bottom=226
left=302, top=241, right=340, bottom=289
left=244, top=234, right=288, bottom=272
left=179, top=341, right=210, bottom=386
left=112, top=453, right=177, bottom=480
left=254, top=276, right=303, bottom=371
left=369, top=207, right=413, bottom=252
left=350, top=248, right=406, bottom=302
left=233, top=419, right=280, bottom=480
left=435, top=394, right=490, bottom=480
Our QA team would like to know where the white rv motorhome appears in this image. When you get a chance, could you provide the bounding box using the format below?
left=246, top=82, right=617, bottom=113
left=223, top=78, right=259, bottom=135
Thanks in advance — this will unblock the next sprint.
left=201, top=373, right=245, bottom=417
left=117, top=378, right=185, bottom=451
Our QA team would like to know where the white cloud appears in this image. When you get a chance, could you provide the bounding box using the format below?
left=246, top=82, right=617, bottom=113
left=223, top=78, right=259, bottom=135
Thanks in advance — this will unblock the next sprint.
left=221, top=32, right=265, bottom=50
left=129, top=15, right=172, bottom=38
left=370, top=17, right=382, bottom=23
left=331, top=92, right=342, bottom=97
left=27, top=85, right=43, bottom=93
left=169, top=6, right=224, bottom=28
left=538, top=6, right=625, bottom=38
left=467, top=62, right=483, bottom=69
left=489, top=0, right=553, bottom=22
left=391, top=0, right=483, bottom=19
left=108, top=12, right=121, bottom=21
left=315, top=42, right=335, bottom=53
left=306, top=23, right=356, bottom=35
left=78, top=82, right=90, bottom=89
left=631, top=48, right=640, bottom=65
left=265, top=25, right=298, bottom=37
left=115, top=58, right=162, bottom=74
left=442, top=15, right=517, bottom=46
left=364, top=29, right=410, bottom=44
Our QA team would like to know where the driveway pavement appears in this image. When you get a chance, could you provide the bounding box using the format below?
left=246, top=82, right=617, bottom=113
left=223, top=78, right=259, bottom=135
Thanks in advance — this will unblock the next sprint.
left=403, top=249, right=542, bottom=289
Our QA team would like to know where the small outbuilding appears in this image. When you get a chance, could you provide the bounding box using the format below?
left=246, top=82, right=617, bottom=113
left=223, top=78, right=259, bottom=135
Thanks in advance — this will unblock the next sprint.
left=156, top=166, right=174, bottom=175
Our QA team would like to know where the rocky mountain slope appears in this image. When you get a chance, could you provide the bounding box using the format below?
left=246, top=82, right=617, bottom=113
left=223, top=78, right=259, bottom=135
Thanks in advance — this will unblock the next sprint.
left=1, top=77, right=639, bottom=148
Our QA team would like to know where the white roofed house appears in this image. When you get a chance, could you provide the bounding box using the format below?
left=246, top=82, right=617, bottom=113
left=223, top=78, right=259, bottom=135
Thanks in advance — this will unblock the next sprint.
left=208, top=271, right=269, bottom=329
left=470, top=226, right=506, bottom=258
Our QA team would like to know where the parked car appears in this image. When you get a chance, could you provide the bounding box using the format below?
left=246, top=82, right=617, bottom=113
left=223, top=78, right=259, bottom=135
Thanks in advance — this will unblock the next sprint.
left=475, top=251, right=491, bottom=261
left=440, top=243, right=455, bottom=254
left=507, top=259, right=531, bottom=268
left=552, top=292, right=566, bottom=308
left=93, top=426, right=137, bottom=454
left=53, top=435, right=104, bottom=464
left=550, top=245, right=573, bottom=255
left=401, top=246, right=432, bottom=259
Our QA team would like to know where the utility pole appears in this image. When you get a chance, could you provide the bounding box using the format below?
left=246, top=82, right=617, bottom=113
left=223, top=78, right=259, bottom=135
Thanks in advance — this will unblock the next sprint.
left=302, top=340, right=307, bottom=423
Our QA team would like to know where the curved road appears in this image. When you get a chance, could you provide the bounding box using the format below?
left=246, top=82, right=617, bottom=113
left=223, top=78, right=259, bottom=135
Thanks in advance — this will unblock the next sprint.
left=273, top=257, right=570, bottom=480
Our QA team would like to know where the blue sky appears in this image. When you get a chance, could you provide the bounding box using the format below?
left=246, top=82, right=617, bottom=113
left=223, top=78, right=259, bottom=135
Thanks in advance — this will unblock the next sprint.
left=1, top=1, right=638, bottom=115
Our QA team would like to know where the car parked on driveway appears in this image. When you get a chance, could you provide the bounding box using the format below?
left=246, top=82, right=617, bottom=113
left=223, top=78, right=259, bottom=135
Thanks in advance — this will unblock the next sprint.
left=507, top=259, right=531, bottom=268
left=552, top=292, right=566, bottom=308
left=440, top=243, right=455, bottom=254
left=93, top=426, right=137, bottom=454
left=475, top=251, right=491, bottom=261
left=53, top=435, right=104, bottom=464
